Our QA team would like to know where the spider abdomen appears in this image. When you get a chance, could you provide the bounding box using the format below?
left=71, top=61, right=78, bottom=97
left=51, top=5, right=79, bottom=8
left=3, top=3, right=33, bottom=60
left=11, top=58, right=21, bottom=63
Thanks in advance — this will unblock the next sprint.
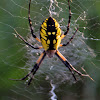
left=40, top=17, right=61, bottom=52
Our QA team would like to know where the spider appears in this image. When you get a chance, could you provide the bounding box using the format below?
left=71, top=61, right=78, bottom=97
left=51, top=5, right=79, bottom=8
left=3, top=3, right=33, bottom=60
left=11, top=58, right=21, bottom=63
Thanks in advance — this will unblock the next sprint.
left=13, top=0, right=93, bottom=85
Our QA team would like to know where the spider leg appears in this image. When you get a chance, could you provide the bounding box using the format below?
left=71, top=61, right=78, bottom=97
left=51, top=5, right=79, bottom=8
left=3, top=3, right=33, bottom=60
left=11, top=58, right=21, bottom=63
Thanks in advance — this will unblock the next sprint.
left=28, top=0, right=41, bottom=42
left=55, top=50, right=77, bottom=81
left=11, top=51, right=46, bottom=85
left=61, top=0, right=71, bottom=39
left=66, top=62, right=94, bottom=81
left=14, top=29, right=42, bottom=49
left=60, top=28, right=78, bottom=47
left=27, top=51, right=46, bottom=85
left=55, top=50, right=94, bottom=81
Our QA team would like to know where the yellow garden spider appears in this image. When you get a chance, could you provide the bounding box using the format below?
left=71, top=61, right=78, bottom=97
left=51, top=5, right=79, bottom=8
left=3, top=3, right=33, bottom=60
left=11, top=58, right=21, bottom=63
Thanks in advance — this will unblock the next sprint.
left=13, top=0, right=93, bottom=85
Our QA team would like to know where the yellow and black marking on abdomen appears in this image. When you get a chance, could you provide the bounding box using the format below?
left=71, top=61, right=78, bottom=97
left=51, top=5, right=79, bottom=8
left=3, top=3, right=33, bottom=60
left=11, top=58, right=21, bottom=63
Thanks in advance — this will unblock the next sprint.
left=40, top=17, right=62, bottom=51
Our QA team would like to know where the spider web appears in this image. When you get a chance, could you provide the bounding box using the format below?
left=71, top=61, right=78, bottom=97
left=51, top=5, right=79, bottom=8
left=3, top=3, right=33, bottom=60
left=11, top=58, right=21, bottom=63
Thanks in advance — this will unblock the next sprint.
left=0, top=0, right=100, bottom=100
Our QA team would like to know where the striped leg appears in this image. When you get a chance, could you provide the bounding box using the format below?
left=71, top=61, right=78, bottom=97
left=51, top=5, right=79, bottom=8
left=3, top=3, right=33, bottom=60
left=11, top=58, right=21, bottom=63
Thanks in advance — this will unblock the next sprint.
left=60, top=28, right=78, bottom=47
left=55, top=50, right=77, bottom=81
left=11, top=51, right=46, bottom=85
left=14, top=29, right=42, bottom=49
left=27, top=51, right=46, bottom=85
left=61, top=0, right=71, bottom=39
left=55, top=50, right=94, bottom=81
left=28, top=0, right=41, bottom=42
